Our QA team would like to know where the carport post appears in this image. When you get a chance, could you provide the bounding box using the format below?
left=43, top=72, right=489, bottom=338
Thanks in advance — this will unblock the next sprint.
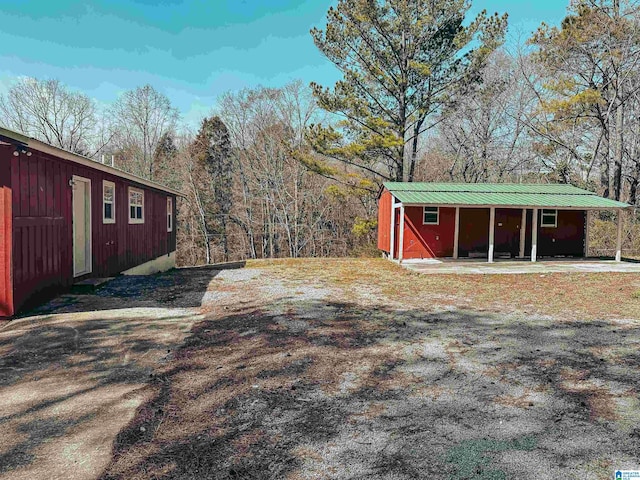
left=531, top=208, right=538, bottom=262
left=519, top=208, right=527, bottom=258
left=584, top=210, right=590, bottom=258
left=488, top=207, right=495, bottom=263
left=453, top=207, right=460, bottom=259
left=398, top=204, right=405, bottom=262
left=616, top=209, right=623, bottom=262
left=389, top=200, right=396, bottom=260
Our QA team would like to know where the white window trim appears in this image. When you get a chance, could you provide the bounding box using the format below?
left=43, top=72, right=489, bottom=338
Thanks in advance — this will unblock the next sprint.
left=128, top=187, right=145, bottom=224
left=167, top=197, right=173, bottom=232
left=72, top=175, right=92, bottom=277
left=423, top=206, right=440, bottom=225
left=541, top=209, right=558, bottom=228
left=102, top=180, right=116, bottom=224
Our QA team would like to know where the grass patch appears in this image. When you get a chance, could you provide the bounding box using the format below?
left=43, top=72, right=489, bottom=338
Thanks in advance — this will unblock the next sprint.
left=446, top=437, right=537, bottom=480
left=248, top=258, right=640, bottom=319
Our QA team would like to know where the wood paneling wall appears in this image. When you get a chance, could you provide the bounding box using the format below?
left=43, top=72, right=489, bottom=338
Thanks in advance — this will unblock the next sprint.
left=3, top=146, right=177, bottom=315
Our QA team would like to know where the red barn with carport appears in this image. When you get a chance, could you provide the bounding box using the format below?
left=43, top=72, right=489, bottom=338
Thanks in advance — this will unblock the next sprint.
left=378, top=182, right=630, bottom=263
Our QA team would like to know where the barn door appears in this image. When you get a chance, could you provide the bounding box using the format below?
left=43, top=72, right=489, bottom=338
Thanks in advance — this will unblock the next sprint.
left=72, top=176, right=92, bottom=277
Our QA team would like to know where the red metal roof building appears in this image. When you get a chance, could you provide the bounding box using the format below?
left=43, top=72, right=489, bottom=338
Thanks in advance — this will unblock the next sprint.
left=0, top=127, right=181, bottom=317
left=378, top=182, right=631, bottom=263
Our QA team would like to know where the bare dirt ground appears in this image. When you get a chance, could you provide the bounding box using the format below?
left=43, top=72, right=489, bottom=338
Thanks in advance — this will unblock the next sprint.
left=1, top=258, right=640, bottom=480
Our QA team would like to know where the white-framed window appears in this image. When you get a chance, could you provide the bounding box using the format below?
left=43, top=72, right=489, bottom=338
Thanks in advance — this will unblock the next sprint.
left=102, top=181, right=115, bottom=224
left=541, top=209, right=558, bottom=228
left=167, top=197, right=173, bottom=232
left=423, top=206, right=439, bottom=225
left=128, top=187, right=144, bottom=224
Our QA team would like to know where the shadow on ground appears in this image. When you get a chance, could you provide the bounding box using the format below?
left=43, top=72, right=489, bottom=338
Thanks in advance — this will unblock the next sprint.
left=0, top=266, right=221, bottom=480
left=98, top=292, right=640, bottom=480
left=22, top=266, right=228, bottom=316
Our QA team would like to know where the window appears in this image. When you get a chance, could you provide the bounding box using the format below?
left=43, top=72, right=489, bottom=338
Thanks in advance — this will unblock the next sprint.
left=541, top=209, right=557, bottom=227
left=167, top=197, right=173, bottom=232
left=128, top=187, right=144, bottom=224
left=102, top=181, right=115, bottom=224
left=423, top=206, right=439, bottom=225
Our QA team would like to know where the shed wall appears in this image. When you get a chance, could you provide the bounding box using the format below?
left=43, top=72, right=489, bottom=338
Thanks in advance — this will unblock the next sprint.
left=9, top=147, right=177, bottom=314
left=0, top=148, right=12, bottom=316
left=458, top=208, right=490, bottom=257
left=537, top=210, right=585, bottom=257
left=377, top=189, right=392, bottom=252
left=398, top=207, right=586, bottom=260
left=402, top=206, right=456, bottom=259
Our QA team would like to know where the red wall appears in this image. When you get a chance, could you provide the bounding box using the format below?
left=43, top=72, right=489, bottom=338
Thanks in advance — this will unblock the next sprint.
left=377, top=192, right=587, bottom=260
left=458, top=208, right=490, bottom=257
left=537, top=210, right=585, bottom=257
left=494, top=208, right=523, bottom=257
left=3, top=146, right=177, bottom=316
left=402, top=206, right=456, bottom=259
left=377, top=189, right=392, bottom=252
left=0, top=147, right=12, bottom=317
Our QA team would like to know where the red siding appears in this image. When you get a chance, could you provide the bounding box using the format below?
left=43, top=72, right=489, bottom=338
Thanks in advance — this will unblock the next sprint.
left=537, top=210, right=585, bottom=257
left=494, top=208, right=523, bottom=257
left=377, top=189, right=392, bottom=252
left=0, top=147, right=12, bottom=317
left=4, top=147, right=177, bottom=315
left=378, top=197, right=587, bottom=260
left=458, top=208, right=490, bottom=257
left=402, top=206, right=456, bottom=259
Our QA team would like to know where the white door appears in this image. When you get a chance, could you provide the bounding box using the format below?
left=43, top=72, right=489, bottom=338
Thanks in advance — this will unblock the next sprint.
left=72, top=176, right=92, bottom=277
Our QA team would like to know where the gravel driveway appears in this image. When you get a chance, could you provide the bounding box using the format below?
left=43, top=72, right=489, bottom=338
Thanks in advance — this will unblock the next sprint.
left=1, top=259, right=639, bottom=480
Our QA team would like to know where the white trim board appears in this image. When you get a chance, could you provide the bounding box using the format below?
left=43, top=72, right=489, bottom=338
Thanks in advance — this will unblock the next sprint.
left=72, top=175, right=92, bottom=277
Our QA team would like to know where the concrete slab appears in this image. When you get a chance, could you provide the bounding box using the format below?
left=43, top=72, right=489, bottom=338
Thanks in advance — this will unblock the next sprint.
left=399, top=258, right=640, bottom=275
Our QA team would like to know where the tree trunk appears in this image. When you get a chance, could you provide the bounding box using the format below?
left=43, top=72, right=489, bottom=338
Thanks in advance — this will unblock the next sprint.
left=630, top=160, right=640, bottom=206
left=408, top=118, right=424, bottom=183
left=600, top=126, right=611, bottom=198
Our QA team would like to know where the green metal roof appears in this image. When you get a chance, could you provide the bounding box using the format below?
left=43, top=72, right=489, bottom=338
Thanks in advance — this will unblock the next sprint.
left=383, top=182, right=630, bottom=209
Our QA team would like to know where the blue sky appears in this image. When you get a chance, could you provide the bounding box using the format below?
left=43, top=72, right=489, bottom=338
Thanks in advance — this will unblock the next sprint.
left=0, top=0, right=568, bottom=127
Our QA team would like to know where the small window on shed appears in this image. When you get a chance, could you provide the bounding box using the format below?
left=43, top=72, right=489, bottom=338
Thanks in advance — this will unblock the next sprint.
left=167, top=197, right=173, bottom=232
left=423, top=206, right=439, bottom=225
left=541, top=209, right=557, bottom=228
left=128, top=188, right=144, bottom=224
left=103, top=181, right=115, bottom=224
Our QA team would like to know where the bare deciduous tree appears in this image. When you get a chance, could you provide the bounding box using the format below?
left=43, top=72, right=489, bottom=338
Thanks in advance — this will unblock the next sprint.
left=0, top=77, right=100, bottom=155
left=428, top=51, right=538, bottom=183
left=110, top=84, right=179, bottom=179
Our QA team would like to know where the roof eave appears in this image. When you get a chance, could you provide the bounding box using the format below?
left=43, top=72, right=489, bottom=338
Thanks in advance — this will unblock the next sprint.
left=0, top=126, right=185, bottom=197
left=399, top=202, right=631, bottom=210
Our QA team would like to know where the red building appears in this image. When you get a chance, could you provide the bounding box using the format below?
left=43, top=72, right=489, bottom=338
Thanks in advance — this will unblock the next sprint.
left=378, top=183, right=630, bottom=263
left=0, top=127, right=180, bottom=317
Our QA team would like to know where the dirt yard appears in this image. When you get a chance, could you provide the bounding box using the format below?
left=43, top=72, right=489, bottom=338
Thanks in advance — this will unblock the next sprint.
left=1, top=258, right=640, bottom=480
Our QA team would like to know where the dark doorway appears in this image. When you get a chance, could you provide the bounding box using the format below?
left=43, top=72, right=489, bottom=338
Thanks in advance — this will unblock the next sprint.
left=458, top=208, right=489, bottom=258
left=494, top=209, right=523, bottom=258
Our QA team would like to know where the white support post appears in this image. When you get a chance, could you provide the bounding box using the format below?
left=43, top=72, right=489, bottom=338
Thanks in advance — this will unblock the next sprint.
left=616, top=209, right=623, bottom=262
left=488, top=207, right=495, bottom=263
left=531, top=208, right=538, bottom=262
left=584, top=210, right=590, bottom=258
left=398, top=204, right=405, bottom=262
left=453, top=207, right=460, bottom=259
left=389, top=202, right=396, bottom=260
left=519, top=208, right=527, bottom=259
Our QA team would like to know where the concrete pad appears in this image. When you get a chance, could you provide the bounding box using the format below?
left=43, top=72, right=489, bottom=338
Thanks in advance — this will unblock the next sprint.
left=398, top=258, right=640, bottom=275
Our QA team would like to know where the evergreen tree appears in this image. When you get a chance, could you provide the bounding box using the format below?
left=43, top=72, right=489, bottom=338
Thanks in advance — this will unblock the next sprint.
left=309, top=0, right=507, bottom=182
